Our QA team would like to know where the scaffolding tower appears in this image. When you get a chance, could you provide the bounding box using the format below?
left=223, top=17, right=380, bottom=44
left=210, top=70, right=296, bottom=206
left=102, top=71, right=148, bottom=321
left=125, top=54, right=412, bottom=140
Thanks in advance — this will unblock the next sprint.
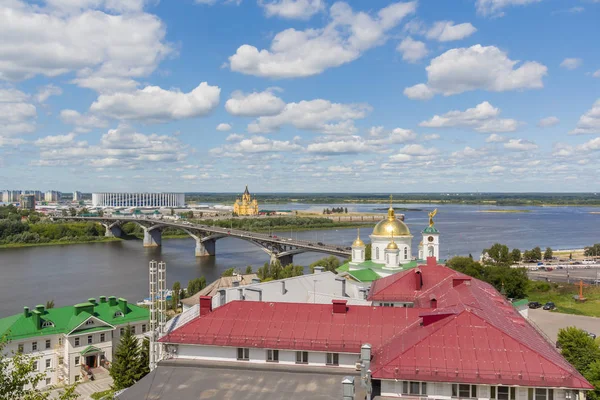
left=149, top=260, right=167, bottom=371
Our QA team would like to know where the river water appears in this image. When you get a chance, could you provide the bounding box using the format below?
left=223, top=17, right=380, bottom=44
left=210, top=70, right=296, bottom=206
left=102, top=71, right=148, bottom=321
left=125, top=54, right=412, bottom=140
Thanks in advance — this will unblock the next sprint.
left=0, top=203, right=598, bottom=317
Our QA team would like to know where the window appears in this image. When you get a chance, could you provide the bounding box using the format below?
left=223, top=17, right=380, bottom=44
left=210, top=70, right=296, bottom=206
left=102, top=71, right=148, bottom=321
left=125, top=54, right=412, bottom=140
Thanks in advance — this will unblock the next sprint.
left=404, top=247, right=408, bottom=259
left=87, top=335, right=92, bottom=344
left=120, top=328, right=125, bottom=336
left=131, top=326, right=136, bottom=334
left=376, top=247, right=380, bottom=259
left=74, top=337, right=80, bottom=346
left=42, top=321, right=54, bottom=328
left=142, top=324, right=147, bottom=333
left=237, top=348, right=249, bottom=361
left=45, top=339, right=51, bottom=349
left=326, top=353, right=339, bottom=366
left=529, top=389, right=554, bottom=400
left=402, top=381, right=427, bottom=396
left=114, top=311, right=124, bottom=318
left=100, top=333, right=105, bottom=342
left=452, top=384, right=477, bottom=398
left=85, top=320, right=94, bottom=326
left=32, top=341, right=37, bottom=351
left=33, top=361, right=38, bottom=370
left=75, top=356, right=80, bottom=366
left=492, top=386, right=516, bottom=400
left=58, top=338, right=62, bottom=346
left=296, top=351, right=309, bottom=364
left=46, top=359, right=51, bottom=369
left=267, top=349, right=279, bottom=362
left=46, top=378, right=51, bottom=385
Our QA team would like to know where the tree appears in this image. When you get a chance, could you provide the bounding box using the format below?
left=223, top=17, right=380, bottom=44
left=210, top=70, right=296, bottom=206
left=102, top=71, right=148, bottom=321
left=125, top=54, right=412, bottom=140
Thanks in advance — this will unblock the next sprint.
left=585, top=360, right=600, bottom=400
left=45, top=300, right=55, bottom=309
left=110, top=326, right=142, bottom=391
left=510, top=248, right=522, bottom=263
left=584, top=244, right=600, bottom=257
left=69, top=208, right=77, bottom=217
left=446, top=257, right=484, bottom=279
left=365, top=243, right=372, bottom=260
left=531, top=246, right=542, bottom=261
left=136, top=338, right=150, bottom=381
left=186, top=277, right=206, bottom=296
left=482, top=243, right=511, bottom=266
left=171, top=282, right=181, bottom=310
left=557, top=327, right=600, bottom=373
left=1, top=335, right=79, bottom=399
left=245, top=266, right=253, bottom=274
left=544, top=247, right=553, bottom=261
left=309, top=256, right=340, bottom=273
left=221, top=268, right=235, bottom=277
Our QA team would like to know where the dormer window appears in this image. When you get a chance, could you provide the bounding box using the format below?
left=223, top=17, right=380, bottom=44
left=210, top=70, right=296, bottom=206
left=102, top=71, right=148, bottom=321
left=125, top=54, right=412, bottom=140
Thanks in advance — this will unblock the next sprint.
left=41, top=321, right=54, bottom=328
left=114, top=311, right=124, bottom=318
left=85, top=320, right=94, bottom=326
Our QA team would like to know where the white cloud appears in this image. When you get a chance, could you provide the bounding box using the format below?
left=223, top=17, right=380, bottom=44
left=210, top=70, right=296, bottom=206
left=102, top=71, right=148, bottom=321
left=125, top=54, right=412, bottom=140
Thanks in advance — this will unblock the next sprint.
left=404, top=45, right=547, bottom=99
left=0, top=1, right=172, bottom=91
left=488, top=165, right=505, bottom=174
left=593, top=70, right=600, bottom=78
left=504, top=139, right=538, bottom=151
left=397, top=143, right=438, bottom=156
left=212, top=135, right=302, bottom=154
left=369, top=126, right=385, bottom=136
left=580, top=137, right=600, bottom=152
left=486, top=133, right=507, bottom=143
left=451, top=146, right=484, bottom=158
left=229, top=1, right=416, bottom=78
left=34, top=133, right=77, bottom=147
left=397, top=37, right=428, bottom=63
left=216, top=123, right=232, bottom=132
left=90, top=83, right=221, bottom=122
left=60, top=109, right=108, bottom=132
left=538, top=116, right=559, bottom=127
left=390, top=128, right=417, bottom=143
left=225, top=90, right=286, bottom=117
left=419, top=101, right=519, bottom=133
left=569, top=99, right=600, bottom=135
left=0, top=89, right=37, bottom=136
left=259, top=0, right=324, bottom=20
left=560, top=58, right=583, bottom=70
left=247, top=99, right=370, bottom=134
left=328, top=165, right=352, bottom=173
left=422, top=133, right=440, bottom=141
left=34, top=84, right=63, bottom=103
left=307, top=137, right=374, bottom=154
left=44, top=0, right=149, bottom=13
left=476, top=0, right=542, bottom=17
left=226, top=133, right=245, bottom=141
left=425, top=21, right=477, bottom=42
left=388, top=153, right=413, bottom=163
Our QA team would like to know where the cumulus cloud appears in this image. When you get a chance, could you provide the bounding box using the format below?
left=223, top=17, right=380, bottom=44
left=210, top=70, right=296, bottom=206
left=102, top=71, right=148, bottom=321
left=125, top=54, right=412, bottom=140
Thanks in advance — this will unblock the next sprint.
left=259, top=0, right=324, bottom=20
left=476, top=0, right=542, bottom=17
left=486, top=133, right=507, bottom=143
left=34, top=133, right=78, bottom=147
left=216, top=123, right=232, bottom=132
left=0, top=88, right=37, bottom=136
left=229, top=1, right=416, bottom=78
left=211, top=135, right=302, bottom=154
left=404, top=45, right=547, bottom=99
left=90, top=83, right=221, bottom=122
left=225, top=90, right=286, bottom=117
left=504, top=139, right=538, bottom=151
left=247, top=99, right=370, bottom=134
left=60, top=109, right=108, bottom=132
left=560, top=58, right=583, bottom=70
left=35, top=84, right=63, bottom=103
left=307, top=137, right=373, bottom=154
left=419, top=101, right=519, bottom=133
left=0, top=1, right=172, bottom=91
left=538, top=116, right=559, bottom=127
left=422, top=133, right=440, bottom=141
left=397, top=37, right=428, bottom=63
left=425, top=21, right=477, bottom=42
left=488, top=165, right=505, bottom=174
left=451, top=146, right=485, bottom=158
left=389, top=128, right=418, bottom=143
left=569, top=99, right=600, bottom=135
left=369, top=126, right=385, bottom=136
left=397, top=144, right=438, bottom=156
left=36, top=125, right=188, bottom=167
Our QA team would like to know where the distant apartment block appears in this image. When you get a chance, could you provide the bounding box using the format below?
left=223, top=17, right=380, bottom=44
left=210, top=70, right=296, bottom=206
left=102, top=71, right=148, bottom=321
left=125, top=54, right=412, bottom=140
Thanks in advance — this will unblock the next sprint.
left=73, top=191, right=83, bottom=201
left=20, top=194, right=36, bottom=210
left=92, top=192, right=185, bottom=208
left=44, top=191, right=62, bottom=202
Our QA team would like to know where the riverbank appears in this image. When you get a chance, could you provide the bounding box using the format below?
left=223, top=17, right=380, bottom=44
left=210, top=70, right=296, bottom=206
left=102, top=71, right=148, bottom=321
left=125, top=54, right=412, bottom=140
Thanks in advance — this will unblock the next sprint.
left=478, top=209, right=531, bottom=213
left=0, top=236, right=120, bottom=249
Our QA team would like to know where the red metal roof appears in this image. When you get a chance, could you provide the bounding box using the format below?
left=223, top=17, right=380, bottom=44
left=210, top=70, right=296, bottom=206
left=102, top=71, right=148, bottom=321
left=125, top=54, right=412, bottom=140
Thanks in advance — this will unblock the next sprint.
left=161, top=263, right=593, bottom=390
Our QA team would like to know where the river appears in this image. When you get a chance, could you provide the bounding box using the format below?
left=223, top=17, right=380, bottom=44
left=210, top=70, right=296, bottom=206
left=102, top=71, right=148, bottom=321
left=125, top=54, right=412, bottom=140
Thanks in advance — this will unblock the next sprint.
left=0, top=203, right=598, bottom=317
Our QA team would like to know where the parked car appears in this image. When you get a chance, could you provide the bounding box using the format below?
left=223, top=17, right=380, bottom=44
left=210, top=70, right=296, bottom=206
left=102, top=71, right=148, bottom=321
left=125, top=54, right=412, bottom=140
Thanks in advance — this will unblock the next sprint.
left=585, top=331, right=597, bottom=339
left=528, top=301, right=542, bottom=309
left=317, top=242, right=324, bottom=246
left=542, top=302, right=555, bottom=310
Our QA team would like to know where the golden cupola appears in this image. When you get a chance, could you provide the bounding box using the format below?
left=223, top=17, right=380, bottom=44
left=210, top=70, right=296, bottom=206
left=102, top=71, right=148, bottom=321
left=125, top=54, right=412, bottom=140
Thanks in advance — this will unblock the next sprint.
left=352, top=229, right=365, bottom=247
left=372, top=195, right=411, bottom=237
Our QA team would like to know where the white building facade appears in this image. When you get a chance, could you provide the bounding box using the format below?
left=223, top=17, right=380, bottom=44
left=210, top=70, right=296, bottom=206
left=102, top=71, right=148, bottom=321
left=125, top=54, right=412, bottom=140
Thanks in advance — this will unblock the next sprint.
left=92, top=192, right=185, bottom=208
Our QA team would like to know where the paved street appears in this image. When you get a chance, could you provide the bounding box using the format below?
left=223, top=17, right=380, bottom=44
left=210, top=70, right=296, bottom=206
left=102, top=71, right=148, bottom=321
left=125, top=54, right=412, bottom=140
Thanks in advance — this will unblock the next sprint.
left=47, top=375, right=112, bottom=400
left=528, top=308, right=600, bottom=342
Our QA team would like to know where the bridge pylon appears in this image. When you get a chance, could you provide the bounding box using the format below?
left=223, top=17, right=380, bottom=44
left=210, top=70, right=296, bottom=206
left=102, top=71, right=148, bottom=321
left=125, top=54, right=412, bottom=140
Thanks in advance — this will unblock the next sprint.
left=143, top=227, right=162, bottom=247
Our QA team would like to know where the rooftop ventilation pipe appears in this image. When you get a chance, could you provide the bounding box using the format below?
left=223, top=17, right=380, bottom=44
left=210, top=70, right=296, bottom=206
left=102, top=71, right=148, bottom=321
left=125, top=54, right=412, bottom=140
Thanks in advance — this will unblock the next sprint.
left=199, top=296, right=212, bottom=316
left=99, top=296, right=107, bottom=303
left=118, top=298, right=128, bottom=313
left=232, top=280, right=240, bottom=287
left=426, top=256, right=437, bottom=267
left=332, top=299, right=348, bottom=314
left=415, top=270, right=423, bottom=291
left=23, top=306, right=30, bottom=318
left=342, top=376, right=355, bottom=400
left=108, top=296, right=117, bottom=306
left=314, top=266, right=324, bottom=273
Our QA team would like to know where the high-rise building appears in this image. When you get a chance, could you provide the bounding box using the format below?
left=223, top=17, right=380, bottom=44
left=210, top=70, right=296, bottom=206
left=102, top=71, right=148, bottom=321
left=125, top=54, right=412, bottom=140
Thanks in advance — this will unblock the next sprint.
left=91, top=193, right=185, bottom=208
left=20, top=194, right=36, bottom=210
left=2, top=190, right=20, bottom=203
left=21, top=190, right=43, bottom=201
left=44, top=191, right=62, bottom=202
left=73, top=191, right=83, bottom=201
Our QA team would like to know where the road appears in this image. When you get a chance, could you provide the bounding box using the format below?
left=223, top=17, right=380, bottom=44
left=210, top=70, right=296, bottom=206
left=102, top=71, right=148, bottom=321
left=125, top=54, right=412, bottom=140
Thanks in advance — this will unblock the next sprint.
left=528, top=308, right=600, bottom=342
left=528, top=267, right=600, bottom=284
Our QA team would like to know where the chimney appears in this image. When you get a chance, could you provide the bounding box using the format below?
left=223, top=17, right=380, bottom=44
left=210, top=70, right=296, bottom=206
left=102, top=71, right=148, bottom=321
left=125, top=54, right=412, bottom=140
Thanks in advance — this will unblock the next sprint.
left=35, top=304, right=45, bottom=313
left=360, top=343, right=372, bottom=365
left=342, top=376, right=355, bottom=400
left=280, top=281, right=287, bottom=295
left=108, top=296, right=117, bottom=306
left=32, top=310, right=42, bottom=330
left=88, top=298, right=97, bottom=305
left=314, top=266, right=324, bottom=273
left=218, top=289, right=226, bottom=306
left=23, top=306, right=30, bottom=317
left=199, top=296, right=212, bottom=316
left=332, top=299, right=348, bottom=314
left=99, top=296, right=107, bottom=303
left=427, top=256, right=437, bottom=267
left=233, top=280, right=240, bottom=287
left=336, top=277, right=347, bottom=297
left=252, top=278, right=261, bottom=284
left=415, top=270, right=423, bottom=291
left=118, top=298, right=128, bottom=314
left=453, top=277, right=471, bottom=287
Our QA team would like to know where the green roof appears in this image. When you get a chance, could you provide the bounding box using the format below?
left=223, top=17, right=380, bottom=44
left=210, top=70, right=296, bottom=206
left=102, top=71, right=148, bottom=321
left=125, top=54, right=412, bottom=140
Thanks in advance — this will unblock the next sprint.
left=0, top=298, right=149, bottom=340
left=512, top=299, right=529, bottom=307
left=80, top=345, right=103, bottom=355
left=422, top=226, right=439, bottom=234
left=337, top=260, right=419, bottom=282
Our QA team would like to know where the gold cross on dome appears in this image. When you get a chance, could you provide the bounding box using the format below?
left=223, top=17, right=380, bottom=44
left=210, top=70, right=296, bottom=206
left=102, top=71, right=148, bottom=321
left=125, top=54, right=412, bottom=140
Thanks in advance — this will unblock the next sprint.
left=389, top=194, right=393, bottom=208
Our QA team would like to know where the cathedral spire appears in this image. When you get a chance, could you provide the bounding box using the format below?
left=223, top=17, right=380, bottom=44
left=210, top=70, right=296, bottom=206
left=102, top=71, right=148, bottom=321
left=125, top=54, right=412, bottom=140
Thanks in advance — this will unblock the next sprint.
left=387, top=194, right=395, bottom=221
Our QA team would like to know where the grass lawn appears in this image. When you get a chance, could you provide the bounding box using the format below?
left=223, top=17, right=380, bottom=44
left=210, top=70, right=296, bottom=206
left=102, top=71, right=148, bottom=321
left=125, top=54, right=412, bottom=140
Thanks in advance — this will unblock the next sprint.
left=528, top=282, right=600, bottom=317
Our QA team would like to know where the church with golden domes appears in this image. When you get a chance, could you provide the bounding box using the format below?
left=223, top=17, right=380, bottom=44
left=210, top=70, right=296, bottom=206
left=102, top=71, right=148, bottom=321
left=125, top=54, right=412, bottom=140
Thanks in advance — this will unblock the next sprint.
left=338, top=196, right=441, bottom=282
left=233, top=185, right=259, bottom=216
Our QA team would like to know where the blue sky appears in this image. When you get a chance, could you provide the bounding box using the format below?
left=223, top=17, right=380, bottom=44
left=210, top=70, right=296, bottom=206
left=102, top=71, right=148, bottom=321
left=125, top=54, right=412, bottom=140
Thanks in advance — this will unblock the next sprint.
left=0, top=0, right=599, bottom=193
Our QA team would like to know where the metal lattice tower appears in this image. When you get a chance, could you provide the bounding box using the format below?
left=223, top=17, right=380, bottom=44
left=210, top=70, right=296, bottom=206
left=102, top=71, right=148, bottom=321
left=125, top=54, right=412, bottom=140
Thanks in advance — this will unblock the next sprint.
left=149, top=260, right=158, bottom=371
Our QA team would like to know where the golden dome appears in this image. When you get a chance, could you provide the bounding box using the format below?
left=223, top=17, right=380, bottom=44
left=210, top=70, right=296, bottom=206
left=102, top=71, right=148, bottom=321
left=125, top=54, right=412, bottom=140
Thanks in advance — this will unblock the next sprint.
left=386, top=240, right=399, bottom=250
left=352, top=229, right=365, bottom=247
left=373, top=195, right=411, bottom=237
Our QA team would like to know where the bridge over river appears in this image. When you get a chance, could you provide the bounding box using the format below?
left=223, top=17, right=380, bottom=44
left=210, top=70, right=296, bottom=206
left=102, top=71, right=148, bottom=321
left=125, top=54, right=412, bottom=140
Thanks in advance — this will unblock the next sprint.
left=55, top=216, right=352, bottom=265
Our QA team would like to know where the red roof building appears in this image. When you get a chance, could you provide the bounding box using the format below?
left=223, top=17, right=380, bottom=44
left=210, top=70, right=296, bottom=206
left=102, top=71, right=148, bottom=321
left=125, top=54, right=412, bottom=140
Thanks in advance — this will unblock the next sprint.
left=159, top=258, right=593, bottom=398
